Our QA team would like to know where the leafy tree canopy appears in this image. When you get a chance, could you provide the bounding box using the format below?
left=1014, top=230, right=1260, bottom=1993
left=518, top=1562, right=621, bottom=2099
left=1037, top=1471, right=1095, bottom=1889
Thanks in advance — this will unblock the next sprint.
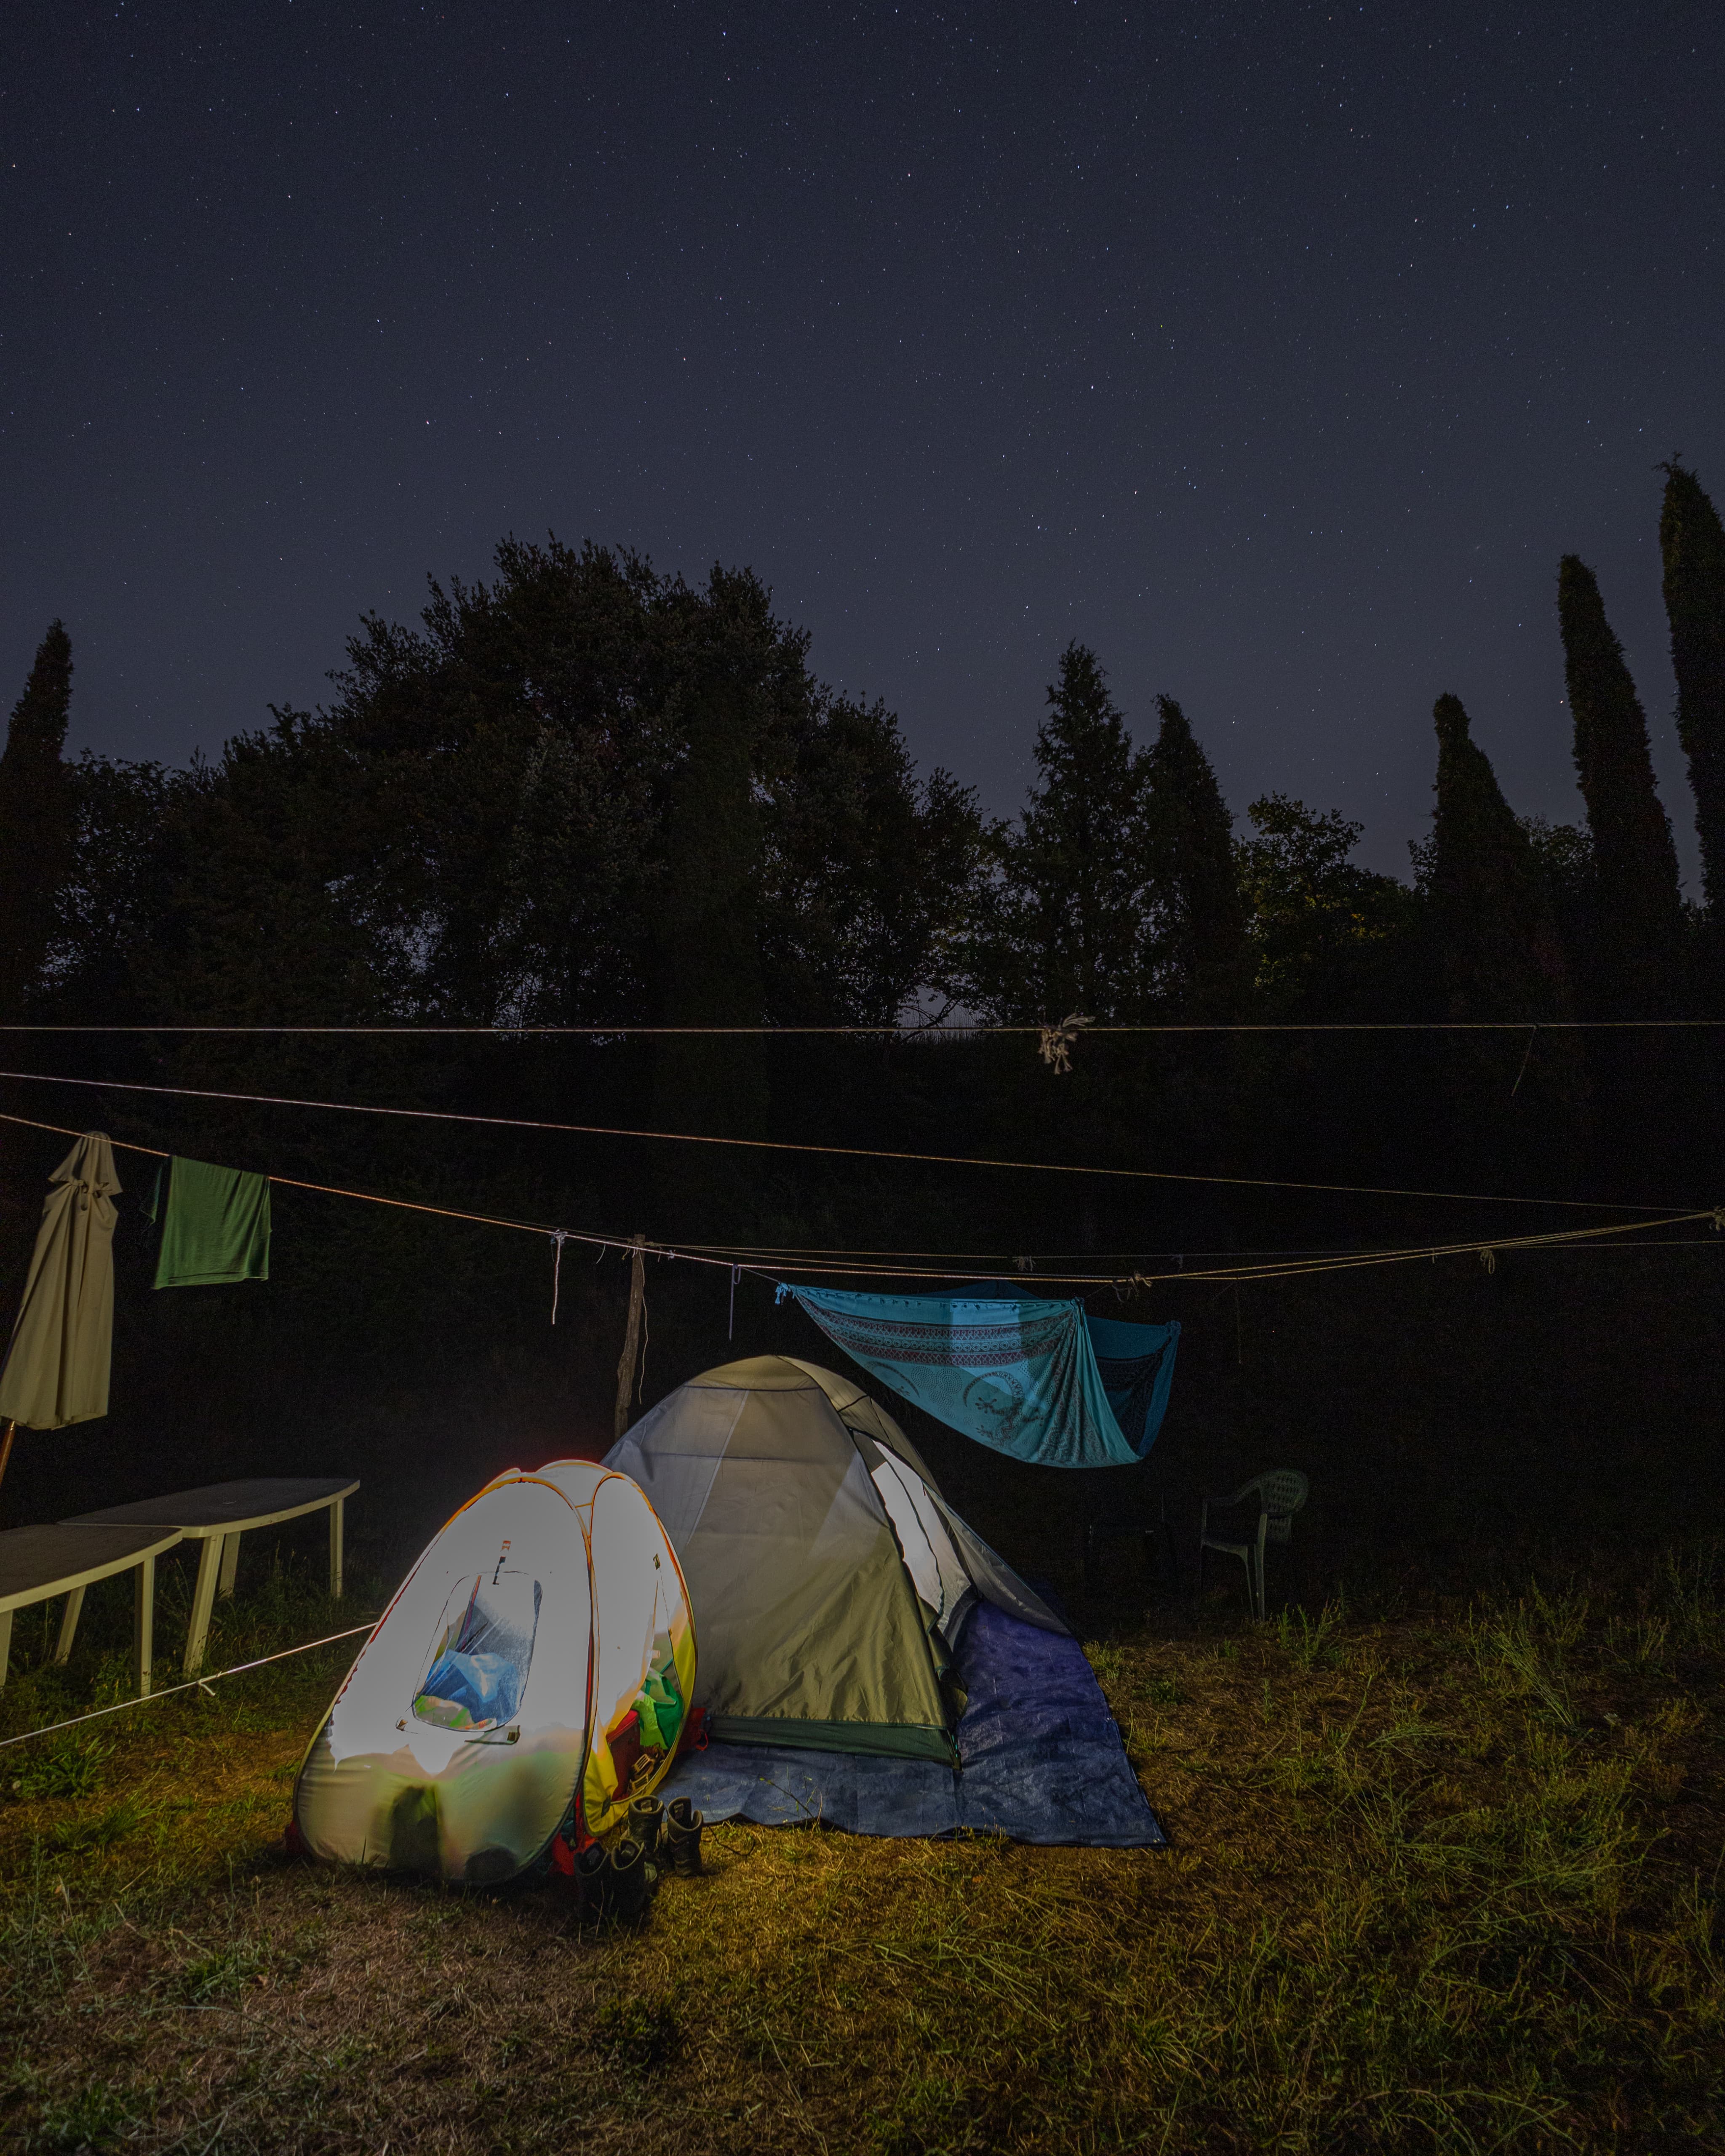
left=1235, top=795, right=1408, bottom=1009
left=66, top=539, right=980, bottom=1035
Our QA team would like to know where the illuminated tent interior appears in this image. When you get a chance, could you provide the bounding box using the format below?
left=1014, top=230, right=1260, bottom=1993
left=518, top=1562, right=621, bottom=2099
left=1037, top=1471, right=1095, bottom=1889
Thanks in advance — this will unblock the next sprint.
left=294, top=1460, right=694, bottom=1884
left=603, top=1356, right=1065, bottom=1764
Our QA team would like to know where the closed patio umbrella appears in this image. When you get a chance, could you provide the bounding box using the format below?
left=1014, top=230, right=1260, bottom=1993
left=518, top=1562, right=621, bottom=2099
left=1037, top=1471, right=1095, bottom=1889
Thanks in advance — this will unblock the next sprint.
left=0, top=1132, right=121, bottom=1495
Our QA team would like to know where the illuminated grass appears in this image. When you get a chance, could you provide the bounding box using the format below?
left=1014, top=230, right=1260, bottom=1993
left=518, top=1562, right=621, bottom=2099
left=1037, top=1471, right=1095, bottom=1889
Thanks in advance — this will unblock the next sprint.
left=0, top=1548, right=1720, bottom=2152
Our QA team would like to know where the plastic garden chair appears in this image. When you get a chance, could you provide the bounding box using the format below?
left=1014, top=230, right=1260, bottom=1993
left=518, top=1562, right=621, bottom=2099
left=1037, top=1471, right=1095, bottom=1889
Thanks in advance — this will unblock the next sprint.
left=1197, top=1470, right=1308, bottom=1620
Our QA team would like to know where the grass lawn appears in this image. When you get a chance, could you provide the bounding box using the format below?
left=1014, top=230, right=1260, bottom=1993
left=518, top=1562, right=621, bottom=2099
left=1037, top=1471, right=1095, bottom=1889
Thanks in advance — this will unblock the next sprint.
left=2, top=1543, right=1721, bottom=2154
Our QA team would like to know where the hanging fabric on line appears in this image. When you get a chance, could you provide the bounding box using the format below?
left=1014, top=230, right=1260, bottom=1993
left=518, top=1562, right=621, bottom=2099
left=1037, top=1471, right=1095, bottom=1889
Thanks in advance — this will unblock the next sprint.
left=780, top=1283, right=1179, bottom=1469
left=0, top=1132, right=121, bottom=1432
left=145, top=1156, right=271, bottom=1289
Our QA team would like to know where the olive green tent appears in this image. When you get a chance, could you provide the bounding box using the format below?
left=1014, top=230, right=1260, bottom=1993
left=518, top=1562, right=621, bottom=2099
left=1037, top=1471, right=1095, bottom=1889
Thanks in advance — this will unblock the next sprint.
left=604, top=1355, right=1064, bottom=1763
left=0, top=1134, right=120, bottom=1465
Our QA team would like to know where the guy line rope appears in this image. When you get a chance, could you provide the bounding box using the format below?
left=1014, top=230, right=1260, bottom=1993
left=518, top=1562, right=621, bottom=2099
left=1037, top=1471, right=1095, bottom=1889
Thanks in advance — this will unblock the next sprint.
left=0, top=1625, right=378, bottom=1754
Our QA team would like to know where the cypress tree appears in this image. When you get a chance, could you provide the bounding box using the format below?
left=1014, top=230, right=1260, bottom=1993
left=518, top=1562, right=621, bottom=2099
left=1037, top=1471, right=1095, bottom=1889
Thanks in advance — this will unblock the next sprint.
left=1659, top=461, right=1725, bottom=918
left=1425, top=694, right=1586, bottom=1186
left=976, top=642, right=1149, bottom=1020
left=1143, top=696, right=1249, bottom=1017
left=0, top=622, right=77, bottom=1020
left=1557, top=555, right=1685, bottom=1004
left=1429, top=693, right=1572, bottom=1019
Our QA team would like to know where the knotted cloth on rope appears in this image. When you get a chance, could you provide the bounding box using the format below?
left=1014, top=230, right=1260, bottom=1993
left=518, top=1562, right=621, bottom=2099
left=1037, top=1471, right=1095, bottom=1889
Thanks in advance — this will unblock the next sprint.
left=780, top=1285, right=1180, bottom=1468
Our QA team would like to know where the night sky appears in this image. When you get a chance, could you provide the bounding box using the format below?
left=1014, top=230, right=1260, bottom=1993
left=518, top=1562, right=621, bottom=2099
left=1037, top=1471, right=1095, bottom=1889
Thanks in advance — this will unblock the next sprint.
left=4, top=2, right=1721, bottom=877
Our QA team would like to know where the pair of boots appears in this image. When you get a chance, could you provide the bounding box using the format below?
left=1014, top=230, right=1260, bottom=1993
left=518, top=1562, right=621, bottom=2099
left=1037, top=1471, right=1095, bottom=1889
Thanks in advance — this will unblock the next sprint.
left=630, top=1793, right=705, bottom=1878
left=576, top=1834, right=652, bottom=1922
left=664, top=1796, right=704, bottom=1877
left=574, top=1797, right=703, bottom=1921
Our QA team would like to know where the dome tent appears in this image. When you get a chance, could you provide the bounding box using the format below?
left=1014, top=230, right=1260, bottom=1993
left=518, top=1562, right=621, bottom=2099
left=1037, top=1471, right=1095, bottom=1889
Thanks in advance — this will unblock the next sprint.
left=294, top=1461, right=694, bottom=1884
left=603, top=1356, right=1064, bottom=1765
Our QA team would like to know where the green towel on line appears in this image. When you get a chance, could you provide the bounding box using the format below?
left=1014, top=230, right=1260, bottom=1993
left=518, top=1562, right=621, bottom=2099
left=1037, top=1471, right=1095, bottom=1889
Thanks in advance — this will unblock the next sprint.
left=146, top=1156, right=272, bottom=1289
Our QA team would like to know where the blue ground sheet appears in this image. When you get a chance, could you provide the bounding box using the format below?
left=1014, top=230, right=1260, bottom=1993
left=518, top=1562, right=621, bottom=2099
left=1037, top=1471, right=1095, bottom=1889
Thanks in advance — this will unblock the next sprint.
left=656, top=1605, right=1165, bottom=1847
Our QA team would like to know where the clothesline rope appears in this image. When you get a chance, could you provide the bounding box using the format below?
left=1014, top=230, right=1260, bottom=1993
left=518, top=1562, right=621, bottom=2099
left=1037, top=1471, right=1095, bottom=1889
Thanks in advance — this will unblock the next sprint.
left=3, top=1020, right=1725, bottom=1035
left=0, top=1065, right=1693, bottom=1215
left=676, top=1232, right=1725, bottom=1262
left=5, top=1107, right=1714, bottom=1281
left=0, top=1110, right=1710, bottom=1296
left=0, top=1622, right=378, bottom=1753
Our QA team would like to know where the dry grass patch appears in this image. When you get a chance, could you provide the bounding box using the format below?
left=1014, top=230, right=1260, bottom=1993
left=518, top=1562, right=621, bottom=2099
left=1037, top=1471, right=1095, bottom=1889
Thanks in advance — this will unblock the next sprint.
left=1, top=1552, right=1722, bottom=2152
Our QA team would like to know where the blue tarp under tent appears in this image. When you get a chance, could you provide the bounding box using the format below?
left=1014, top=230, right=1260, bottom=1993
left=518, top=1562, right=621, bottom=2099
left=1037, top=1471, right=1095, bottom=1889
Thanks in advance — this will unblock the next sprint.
left=781, top=1284, right=1180, bottom=1470
left=658, top=1599, right=1164, bottom=1847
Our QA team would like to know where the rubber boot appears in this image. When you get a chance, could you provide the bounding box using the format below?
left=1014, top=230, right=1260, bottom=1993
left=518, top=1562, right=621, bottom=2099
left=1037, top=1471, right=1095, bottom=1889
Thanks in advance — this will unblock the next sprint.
left=574, top=1843, right=609, bottom=1919
left=628, top=1795, right=664, bottom=1860
left=665, top=1798, right=705, bottom=1877
left=607, top=1836, right=651, bottom=1922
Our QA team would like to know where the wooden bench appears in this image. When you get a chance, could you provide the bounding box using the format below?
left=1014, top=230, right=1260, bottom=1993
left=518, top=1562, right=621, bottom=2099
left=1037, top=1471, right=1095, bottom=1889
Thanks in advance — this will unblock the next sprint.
left=64, top=1476, right=358, bottom=1678
left=0, top=1523, right=184, bottom=1696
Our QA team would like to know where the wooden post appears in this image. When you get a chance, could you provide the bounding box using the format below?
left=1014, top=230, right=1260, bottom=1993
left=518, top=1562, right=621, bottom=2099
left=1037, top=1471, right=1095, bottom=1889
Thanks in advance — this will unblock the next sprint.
left=613, top=1234, right=647, bottom=1442
left=329, top=1496, right=344, bottom=1601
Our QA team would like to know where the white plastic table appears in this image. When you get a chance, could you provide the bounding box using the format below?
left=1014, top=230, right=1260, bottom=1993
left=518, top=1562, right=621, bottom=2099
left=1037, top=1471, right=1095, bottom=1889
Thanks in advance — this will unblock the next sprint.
left=0, top=1523, right=184, bottom=1696
left=64, top=1476, right=358, bottom=1677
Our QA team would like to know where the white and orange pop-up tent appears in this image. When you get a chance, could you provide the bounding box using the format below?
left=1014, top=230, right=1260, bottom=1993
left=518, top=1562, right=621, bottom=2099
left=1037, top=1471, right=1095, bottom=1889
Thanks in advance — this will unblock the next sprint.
left=294, top=1460, right=694, bottom=1885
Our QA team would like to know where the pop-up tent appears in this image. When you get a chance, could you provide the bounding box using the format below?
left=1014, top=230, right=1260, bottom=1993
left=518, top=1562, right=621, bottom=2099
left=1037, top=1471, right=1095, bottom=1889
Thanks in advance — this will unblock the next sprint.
left=294, top=1460, right=694, bottom=1884
left=603, top=1356, right=1064, bottom=1765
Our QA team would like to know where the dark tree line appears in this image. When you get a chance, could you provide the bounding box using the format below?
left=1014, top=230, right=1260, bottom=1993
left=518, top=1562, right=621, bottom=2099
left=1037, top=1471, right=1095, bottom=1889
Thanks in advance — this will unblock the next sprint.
left=4, top=465, right=1724, bottom=1236
left=21, top=544, right=978, bottom=1039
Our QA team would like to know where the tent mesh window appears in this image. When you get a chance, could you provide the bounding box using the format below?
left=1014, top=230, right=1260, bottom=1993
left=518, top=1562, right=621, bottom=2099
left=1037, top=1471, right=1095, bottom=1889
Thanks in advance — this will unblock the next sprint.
left=413, top=1565, right=542, bottom=1732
